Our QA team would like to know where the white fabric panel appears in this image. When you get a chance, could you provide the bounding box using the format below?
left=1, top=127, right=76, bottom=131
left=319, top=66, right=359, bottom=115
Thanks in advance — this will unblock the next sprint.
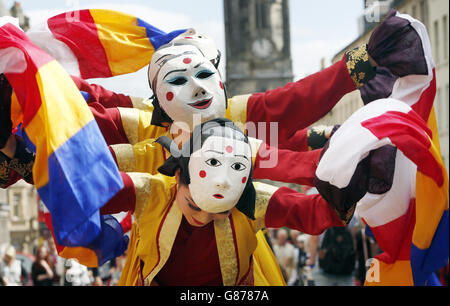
left=27, top=22, right=81, bottom=77
left=316, top=99, right=411, bottom=188
left=0, top=47, right=26, bottom=74
left=356, top=151, right=417, bottom=227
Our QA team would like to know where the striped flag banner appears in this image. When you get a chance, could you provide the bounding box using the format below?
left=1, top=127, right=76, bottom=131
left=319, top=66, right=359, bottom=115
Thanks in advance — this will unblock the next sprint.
left=0, top=17, right=123, bottom=247
left=26, top=9, right=186, bottom=79
left=316, top=12, right=448, bottom=285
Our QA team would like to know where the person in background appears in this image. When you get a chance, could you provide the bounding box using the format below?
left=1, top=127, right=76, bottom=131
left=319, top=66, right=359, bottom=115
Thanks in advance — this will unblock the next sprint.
left=63, top=258, right=91, bottom=286
left=31, top=245, right=54, bottom=286
left=273, top=228, right=297, bottom=286
left=0, top=245, right=22, bottom=286
left=293, top=235, right=310, bottom=286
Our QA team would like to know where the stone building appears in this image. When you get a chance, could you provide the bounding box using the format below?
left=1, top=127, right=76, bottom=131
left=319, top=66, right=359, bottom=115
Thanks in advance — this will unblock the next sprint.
left=0, top=0, right=30, bottom=30
left=224, top=0, right=293, bottom=97
left=317, top=0, right=449, bottom=172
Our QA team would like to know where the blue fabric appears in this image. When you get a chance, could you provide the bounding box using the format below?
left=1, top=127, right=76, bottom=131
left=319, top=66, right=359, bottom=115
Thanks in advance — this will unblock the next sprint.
left=80, top=90, right=90, bottom=102
left=410, top=210, right=449, bottom=286
left=87, top=215, right=129, bottom=266
left=15, top=124, right=36, bottom=153
left=136, top=18, right=186, bottom=50
left=38, top=119, right=123, bottom=247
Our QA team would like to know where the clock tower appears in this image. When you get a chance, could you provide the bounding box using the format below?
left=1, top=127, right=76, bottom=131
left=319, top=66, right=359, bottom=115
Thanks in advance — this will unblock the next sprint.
left=223, top=0, right=293, bottom=96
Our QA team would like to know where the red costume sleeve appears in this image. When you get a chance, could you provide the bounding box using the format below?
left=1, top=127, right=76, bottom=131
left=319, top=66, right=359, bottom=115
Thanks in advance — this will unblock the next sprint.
left=246, top=56, right=355, bottom=145
left=265, top=187, right=343, bottom=235
left=71, top=75, right=134, bottom=108
left=99, top=172, right=136, bottom=215
left=253, top=142, right=321, bottom=187
left=89, top=103, right=129, bottom=145
left=277, top=127, right=309, bottom=151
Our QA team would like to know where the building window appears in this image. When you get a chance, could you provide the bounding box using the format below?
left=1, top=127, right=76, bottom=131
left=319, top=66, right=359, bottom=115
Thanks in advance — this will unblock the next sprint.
left=434, top=20, right=439, bottom=63
left=255, top=0, right=268, bottom=29
left=420, top=0, right=428, bottom=27
left=11, top=192, right=21, bottom=219
left=443, top=15, right=448, bottom=60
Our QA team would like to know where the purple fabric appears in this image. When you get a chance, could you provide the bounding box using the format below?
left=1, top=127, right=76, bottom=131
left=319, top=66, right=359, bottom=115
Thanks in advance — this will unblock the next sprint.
left=314, top=143, right=397, bottom=223
left=360, top=66, right=398, bottom=104
left=368, top=9, right=428, bottom=77
left=367, top=145, right=397, bottom=194
left=314, top=141, right=370, bottom=223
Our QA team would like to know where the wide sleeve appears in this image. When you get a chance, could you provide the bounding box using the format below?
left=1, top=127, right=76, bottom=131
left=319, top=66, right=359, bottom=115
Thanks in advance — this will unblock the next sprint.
left=108, top=138, right=168, bottom=174
left=252, top=141, right=321, bottom=187
left=265, top=187, right=344, bottom=235
left=89, top=103, right=166, bottom=146
left=245, top=56, right=357, bottom=145
left=0, top=136, right=34, bottom=188
left=99, top=172, right=137, bottom=215
left=71, top=75, right=153, bottom=110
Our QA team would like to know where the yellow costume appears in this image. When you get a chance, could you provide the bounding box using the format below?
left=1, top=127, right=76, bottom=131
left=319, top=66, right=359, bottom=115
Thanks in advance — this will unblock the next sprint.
left=118, top=174, right=284, bottom=286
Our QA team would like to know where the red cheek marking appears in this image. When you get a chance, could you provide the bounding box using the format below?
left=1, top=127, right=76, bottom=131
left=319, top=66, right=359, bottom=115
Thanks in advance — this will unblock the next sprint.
left=242, top=177, right=247, bottom=184
left=166, top=92, right=174, bottom=101
left=226, top=145, right=233, bottom=153
left=183, top=58, right=192, bottom=64
left=184, top=36, right=193, bottom=39
left=219, top=81, right=224, bottom=89
left=199, top=170, right=206, bottom=178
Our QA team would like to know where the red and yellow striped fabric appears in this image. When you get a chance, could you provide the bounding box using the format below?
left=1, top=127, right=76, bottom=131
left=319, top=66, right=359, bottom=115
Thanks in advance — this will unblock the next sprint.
left=0, top=18, right=123, bottom=247
left=27, top=9, right=186, bottom=79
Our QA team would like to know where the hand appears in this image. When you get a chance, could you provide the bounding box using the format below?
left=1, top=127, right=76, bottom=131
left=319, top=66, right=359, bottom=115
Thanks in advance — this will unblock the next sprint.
left=0, top=135, right=16, bottom=159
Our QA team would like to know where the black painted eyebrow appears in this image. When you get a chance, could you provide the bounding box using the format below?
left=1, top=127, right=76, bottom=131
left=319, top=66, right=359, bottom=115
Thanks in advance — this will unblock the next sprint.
left=234, top=154, right=249, bottom=161
left=194, top=62, right=205, bottom=68
left=205, top=150, right=224, bottom=154
left=164, top=69, right=187, bottom=80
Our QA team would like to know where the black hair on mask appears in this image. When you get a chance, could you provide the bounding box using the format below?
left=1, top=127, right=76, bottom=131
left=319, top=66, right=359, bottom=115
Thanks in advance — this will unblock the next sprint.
left=155, top=117, right=256, bottom=220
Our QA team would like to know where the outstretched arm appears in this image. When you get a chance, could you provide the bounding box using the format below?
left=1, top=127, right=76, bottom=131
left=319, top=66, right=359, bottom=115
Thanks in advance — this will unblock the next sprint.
left=253, top=142, right=321, bottom=187
left=71, top=75, right=152, bottom=110
left=265, top=187, right=344, bottom=236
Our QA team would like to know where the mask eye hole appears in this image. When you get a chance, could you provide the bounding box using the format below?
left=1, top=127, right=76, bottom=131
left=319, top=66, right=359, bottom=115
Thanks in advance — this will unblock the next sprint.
left=195, top=70, right=215, bottom=79
left=231, top=162, right=246, bottom=171
left=167, top=76, right=187, bottom=85
left=205, top=158, right=222, bottom=167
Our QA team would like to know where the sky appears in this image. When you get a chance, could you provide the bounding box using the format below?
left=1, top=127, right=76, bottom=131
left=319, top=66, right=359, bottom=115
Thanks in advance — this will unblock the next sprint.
left=3, top=0, right=365, bottom=97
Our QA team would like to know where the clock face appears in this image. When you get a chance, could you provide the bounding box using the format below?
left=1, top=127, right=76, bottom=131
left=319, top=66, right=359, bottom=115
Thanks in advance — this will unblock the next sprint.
left=252, top=38, right=273, bottom=59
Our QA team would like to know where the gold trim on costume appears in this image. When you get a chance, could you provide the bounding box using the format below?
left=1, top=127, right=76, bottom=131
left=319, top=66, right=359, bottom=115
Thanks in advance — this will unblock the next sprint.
left=253, top=182, right=279, bottom=231
left=214, top=216, right=239, bottom=286
left=129, top=96, right=153, bottom=111
left=248, top=137, right=263, bottom=166
left=0, top=160, right=10, bottom=182
left=111, top=144, right=136, bottom=172
left=226, top=94, right=251, bottom=131
left=118, top=107, right=140, bottom=145
left=345, top=44, right=370, bottom=89
left=143, top=200, right=182, bottom=286
left=127, top=172, right=152, bottom=222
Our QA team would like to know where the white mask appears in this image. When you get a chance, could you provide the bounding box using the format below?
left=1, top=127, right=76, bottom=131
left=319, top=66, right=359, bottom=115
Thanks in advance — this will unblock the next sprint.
left=151, top=47, right=226, bottom=131
left=171, top=28, right=220, bottom=67
left=188, top=135, right=252, bottom=214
